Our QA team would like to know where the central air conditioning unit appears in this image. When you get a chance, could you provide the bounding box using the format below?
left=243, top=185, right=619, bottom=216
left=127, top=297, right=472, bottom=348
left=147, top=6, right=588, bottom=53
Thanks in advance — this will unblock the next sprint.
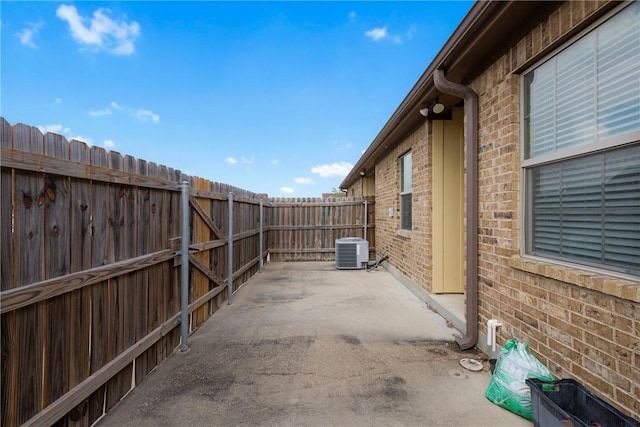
left=335, top=237, right=369, bottom=270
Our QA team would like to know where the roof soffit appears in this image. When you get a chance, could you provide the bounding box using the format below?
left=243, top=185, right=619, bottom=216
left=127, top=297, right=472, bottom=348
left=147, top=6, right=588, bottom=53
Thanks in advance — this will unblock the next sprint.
left=342, top=0, right=564, bottom=188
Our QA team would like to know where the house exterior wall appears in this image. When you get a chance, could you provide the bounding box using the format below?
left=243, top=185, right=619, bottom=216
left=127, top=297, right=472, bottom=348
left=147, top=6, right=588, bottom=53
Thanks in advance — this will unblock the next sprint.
left=346, top=177, right=363, bottom=197
left=349, top=0, right=639, bottom=418
left=470, top=1, right=639, bottom=417
left=364, top=122, right=436, bottom=293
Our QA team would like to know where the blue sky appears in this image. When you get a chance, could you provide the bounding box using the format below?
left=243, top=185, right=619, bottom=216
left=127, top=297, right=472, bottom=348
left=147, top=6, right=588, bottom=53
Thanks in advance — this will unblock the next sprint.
left=1, top=1, right=472, bottom=196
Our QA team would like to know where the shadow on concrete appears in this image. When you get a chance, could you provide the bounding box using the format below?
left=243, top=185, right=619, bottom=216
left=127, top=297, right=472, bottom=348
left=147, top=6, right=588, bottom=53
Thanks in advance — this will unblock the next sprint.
left=97, top=262, right=530, bottom=427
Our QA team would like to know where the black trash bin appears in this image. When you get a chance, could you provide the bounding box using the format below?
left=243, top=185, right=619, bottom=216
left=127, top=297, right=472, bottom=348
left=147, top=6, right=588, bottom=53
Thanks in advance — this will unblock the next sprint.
left=526, top=378, right=640, bottom=427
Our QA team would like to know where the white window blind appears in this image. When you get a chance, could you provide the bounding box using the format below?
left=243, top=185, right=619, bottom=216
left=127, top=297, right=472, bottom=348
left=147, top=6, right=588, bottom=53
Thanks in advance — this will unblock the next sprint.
left=525, top=2, right=640, bottom=160
left=529, top=144, right=640, bottom=275
left=400, top=152, right=412, bottom=231
left=524, top=3, right=640, bottom=277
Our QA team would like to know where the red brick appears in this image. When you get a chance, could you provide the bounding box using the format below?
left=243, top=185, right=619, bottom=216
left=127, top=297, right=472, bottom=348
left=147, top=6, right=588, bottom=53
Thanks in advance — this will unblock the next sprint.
left=573, top=313, right=614, bottom=341
left=618, top=360, right=640, bottom=388
left=614, top=389, right=639, bottom=419
left=571, top=364, right=614, bottom=397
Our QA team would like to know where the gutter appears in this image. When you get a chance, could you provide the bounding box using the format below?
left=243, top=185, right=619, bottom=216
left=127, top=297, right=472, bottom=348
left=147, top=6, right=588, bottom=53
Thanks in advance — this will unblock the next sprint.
left=433, top=67, right=479, bottom=350
left=340, top=1, right=496, bottom=189
left=341, top=1, right=564, bottom=190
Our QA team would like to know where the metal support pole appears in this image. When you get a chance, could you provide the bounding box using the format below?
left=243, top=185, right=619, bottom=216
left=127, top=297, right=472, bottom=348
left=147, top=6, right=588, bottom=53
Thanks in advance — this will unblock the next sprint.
left=180, top=181, right=190, bottom=352
left=363, top=199, right=368, bottom=241
left=259, top=199, right=264, bottom=272
left=227, top=192, right=233, bottom=305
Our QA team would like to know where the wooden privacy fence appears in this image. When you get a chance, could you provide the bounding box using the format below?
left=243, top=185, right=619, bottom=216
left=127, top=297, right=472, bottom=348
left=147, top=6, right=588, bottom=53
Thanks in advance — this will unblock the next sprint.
left=269, top=197, right=375, bottom=261
left=0, top=117, right=375, bottom=426
left=0, top=118, right=268, bottom=426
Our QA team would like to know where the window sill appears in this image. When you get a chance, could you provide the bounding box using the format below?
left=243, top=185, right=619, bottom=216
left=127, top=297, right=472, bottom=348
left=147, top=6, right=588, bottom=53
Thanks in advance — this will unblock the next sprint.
left=396, top=229, right=412, bottom=239
left=509, top=256, right=639, bottom=303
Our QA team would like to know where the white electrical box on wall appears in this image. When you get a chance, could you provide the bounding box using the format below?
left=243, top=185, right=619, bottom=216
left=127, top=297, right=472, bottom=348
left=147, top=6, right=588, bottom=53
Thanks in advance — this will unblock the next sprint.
left=388, top=207, right=394, bottom=217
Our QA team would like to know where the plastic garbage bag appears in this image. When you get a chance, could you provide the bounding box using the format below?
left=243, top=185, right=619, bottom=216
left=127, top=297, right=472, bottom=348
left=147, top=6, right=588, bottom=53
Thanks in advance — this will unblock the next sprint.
left=485, top=339, right=556, bottom=420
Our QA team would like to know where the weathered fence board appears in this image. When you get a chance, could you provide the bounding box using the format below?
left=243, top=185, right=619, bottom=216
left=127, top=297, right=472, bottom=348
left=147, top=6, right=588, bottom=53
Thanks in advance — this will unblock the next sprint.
left=1, top=117, right=14, bottom=291
left=67, top=138, right=91, bottom=427
left=1, top=117, right=15, bottom=427
left=12, top=124, right=45, bottom=426
left=0, top=118, right=375, bottom=426
left=88, top=146, right=110, bottom=424
left=163, top=167, right=182, bottom=359
left=42, top=132, right=71, bottom=410
left=104, top=150, right=133, bottom=414
left=134, top=158, right=151, bottom=385
left=193, top=177, right=212, bottom=328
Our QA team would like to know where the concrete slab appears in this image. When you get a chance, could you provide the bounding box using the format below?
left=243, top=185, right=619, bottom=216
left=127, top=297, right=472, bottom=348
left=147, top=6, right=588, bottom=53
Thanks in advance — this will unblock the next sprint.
left=97, top=262, right=531, bottom=427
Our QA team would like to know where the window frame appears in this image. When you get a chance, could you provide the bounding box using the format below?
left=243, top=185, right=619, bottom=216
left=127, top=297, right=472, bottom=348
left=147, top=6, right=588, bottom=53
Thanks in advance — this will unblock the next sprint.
left=520, top=2, right=640, bottom=278
left=400, top=151, right=412, bottom=231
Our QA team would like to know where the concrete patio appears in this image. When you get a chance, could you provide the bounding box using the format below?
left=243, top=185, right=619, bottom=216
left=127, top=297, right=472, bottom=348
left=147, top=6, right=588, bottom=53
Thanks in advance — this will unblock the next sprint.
left=97, top=262, right=531, bottom=427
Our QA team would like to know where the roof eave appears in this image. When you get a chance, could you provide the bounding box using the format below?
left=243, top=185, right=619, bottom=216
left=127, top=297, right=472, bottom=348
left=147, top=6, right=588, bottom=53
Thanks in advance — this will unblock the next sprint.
left=341, top=0, right=564, bottom=189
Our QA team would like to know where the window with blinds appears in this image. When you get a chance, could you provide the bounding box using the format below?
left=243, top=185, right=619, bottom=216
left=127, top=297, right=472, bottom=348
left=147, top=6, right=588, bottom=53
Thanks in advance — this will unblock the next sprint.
left=523, top=2, right=640, bottom=277
left=400, top=152, right=412, bottom=231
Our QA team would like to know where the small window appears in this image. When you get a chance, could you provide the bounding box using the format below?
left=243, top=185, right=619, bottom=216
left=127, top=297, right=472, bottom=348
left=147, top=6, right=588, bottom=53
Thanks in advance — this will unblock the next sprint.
left=522, top=2, right=640, bottom=277
left=400, top=152, right=412, bottom=230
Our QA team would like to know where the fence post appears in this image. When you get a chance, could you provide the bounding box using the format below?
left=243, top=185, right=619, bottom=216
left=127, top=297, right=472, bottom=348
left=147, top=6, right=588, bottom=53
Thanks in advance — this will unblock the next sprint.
left=227, top=192, right=233, bottom=304
left=259, top=198, right=264, bottom=272
left=363, top=199, right=368, bottom=241
left=180, top=181, right=190, bottom=352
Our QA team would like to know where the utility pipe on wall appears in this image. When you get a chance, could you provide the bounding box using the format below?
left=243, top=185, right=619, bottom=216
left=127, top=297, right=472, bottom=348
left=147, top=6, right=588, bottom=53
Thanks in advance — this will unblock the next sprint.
left=433, top=67, right=479, bottom=350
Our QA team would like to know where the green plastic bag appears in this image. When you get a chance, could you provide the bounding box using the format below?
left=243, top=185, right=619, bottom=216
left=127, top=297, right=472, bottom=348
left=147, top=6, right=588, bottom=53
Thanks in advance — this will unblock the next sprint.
left=485, top=339, right=556, bottom=420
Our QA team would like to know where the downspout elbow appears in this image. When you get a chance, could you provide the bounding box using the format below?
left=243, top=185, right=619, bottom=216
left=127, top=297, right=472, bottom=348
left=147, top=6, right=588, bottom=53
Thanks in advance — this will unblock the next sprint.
left=433, top=67, right=479, bottom=350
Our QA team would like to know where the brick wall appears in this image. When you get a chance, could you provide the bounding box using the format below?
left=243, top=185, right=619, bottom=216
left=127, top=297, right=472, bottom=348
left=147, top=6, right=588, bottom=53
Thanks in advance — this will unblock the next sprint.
left=347, top=177, right=363, bottom=197
left=359, top=122, right=435, bottom=293
left=471, top=1, right=639, bottom=417
left=349, top=0, right=639, bottom=418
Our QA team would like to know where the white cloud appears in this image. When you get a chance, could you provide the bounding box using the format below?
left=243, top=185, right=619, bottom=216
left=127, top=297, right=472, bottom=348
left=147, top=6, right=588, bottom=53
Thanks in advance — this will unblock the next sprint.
left=136, top=109, right=159, bottom=123
left=365, top=25, right=416, bottom=44
left=349, top=11, right=357, bottom=22
left=55, top=98, right=62, bottom=104
left=311, top=162, right=353, bottom=178
left=89, top=108, right=111, bottom=116
left=70, top=135, right=93, bottom=145
left=56, top=4, right=140, bottom=55
left=37, top=123, right=95, bottom=145
left=38, top=124, right=69, bottom=135
left=406, top=24, right=416, bottom=40
left=17, top=22, right=43, bottom=48
left=365, top=27, right=387, bottom=41
left=227, top=156, right=254, bottom=165
left=333, top=140, right=352, bottom=152
left=280, top=186, right=295, bottom=194
left=90, top=102, right=159, bottom=124
left=103, top=139, right=116, bottom=148
left=294, top=177, right=315, bottom=184
left=271, top=159, right=280, bottom=166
